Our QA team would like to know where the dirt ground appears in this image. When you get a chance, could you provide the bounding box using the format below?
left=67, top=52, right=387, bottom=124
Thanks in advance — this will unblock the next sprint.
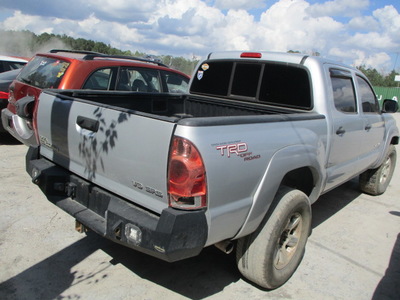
left=0, top=114, right=399, bottom=300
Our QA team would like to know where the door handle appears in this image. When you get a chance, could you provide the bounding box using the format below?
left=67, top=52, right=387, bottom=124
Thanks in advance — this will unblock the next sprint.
left=336, top=126, right=346, bottom=136
left=365, top=124, right=372, bottom=131
left=76, top=116, right=99, bottom=132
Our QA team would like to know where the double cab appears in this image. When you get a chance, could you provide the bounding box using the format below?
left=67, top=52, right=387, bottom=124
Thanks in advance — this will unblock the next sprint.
left=26, top=51, right=398, bottom=289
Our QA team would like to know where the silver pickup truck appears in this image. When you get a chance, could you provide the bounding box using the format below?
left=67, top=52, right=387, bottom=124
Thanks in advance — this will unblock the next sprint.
left=26, top=51, right=399, bottom=289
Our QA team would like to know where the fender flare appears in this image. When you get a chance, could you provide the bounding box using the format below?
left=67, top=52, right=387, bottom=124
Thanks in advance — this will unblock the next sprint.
left=372, top=116, right=399, bottom=169
left=233, top=143, right=325, bottom=239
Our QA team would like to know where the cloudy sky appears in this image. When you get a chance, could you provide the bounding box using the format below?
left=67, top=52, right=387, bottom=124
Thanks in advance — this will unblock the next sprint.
left=0, top=0, right=399, bottom=72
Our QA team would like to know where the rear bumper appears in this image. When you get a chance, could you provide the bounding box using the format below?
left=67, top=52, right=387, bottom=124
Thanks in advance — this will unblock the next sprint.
left=1, top=108, right=38, bottom=145
left=26, top=147, right=208, bottom=262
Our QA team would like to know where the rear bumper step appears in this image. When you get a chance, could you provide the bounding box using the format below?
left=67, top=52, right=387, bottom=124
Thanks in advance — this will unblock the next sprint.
left=26, top=147, right=208, bottom=262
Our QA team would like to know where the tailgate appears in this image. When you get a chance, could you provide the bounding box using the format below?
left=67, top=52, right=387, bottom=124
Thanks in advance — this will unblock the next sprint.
left=36, top=91, right=175, bottom=214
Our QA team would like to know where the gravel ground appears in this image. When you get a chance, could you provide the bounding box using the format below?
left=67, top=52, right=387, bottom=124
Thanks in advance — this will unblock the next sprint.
left=0, top=114, right=399, bottom=300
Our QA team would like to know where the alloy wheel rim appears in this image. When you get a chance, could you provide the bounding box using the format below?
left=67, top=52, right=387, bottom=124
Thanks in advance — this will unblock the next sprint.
left=274, top=212, right=303, bottom=270
left=380, top=157, right=392, bottom=184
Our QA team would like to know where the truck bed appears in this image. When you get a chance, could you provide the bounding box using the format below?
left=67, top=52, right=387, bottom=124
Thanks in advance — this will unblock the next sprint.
left=51, top=90, right=312, bottom=122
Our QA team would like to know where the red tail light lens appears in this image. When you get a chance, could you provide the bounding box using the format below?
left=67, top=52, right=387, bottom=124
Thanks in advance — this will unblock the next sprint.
left=240, top=52, right=262, bottom=58
left=168, top=137, right=207, bottom=210
left=0, top=91, right=8, bottom=99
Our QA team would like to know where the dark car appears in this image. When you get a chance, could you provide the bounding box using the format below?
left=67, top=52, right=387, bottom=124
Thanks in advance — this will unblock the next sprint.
left=0, top=55, right=28, bottom=73
left=0, top=69, right=21, bottom=133
left=1, top=49, right=190, bottom=145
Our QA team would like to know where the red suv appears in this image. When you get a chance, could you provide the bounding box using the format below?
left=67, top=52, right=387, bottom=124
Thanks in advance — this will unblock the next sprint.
left=1, top=50, right=190, bottom=145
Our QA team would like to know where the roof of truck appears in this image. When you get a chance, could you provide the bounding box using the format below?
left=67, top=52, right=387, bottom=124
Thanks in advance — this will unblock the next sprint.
left=206, top=51, right=358, bottom=71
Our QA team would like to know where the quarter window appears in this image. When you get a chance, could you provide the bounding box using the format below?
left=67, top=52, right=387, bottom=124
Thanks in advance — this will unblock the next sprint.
left=83, top=68, right=113, bottom=90
left=163, top=72, right=189, bottom=93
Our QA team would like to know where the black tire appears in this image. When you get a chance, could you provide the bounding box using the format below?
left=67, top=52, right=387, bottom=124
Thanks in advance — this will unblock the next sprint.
left=359, top=145, right=397, bottom=195
left=236, top=186, right=311, bottom=289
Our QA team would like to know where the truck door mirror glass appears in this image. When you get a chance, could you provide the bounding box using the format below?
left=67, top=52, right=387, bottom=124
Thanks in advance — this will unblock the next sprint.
left=382, top=99, right=399, bottom=113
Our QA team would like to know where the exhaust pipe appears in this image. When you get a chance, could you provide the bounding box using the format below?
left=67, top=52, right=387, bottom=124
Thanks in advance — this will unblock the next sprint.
left=214, top=240, right=234, bottom=254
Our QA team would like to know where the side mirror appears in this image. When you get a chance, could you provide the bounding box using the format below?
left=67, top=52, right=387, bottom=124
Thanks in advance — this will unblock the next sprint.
left=382, top=99, right=399, bottom=113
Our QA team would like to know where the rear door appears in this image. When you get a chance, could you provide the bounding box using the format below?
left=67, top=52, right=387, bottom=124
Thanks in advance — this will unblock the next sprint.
left=36, top=91, right=176, bottom=214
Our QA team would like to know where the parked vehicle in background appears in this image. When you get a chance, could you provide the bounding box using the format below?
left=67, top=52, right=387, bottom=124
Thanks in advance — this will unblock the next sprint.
left=0, top=55, right=28, bottom=73
left=1, top=49, right=190, bottom=145
left=26, top=51, right=399, bottom=289
left=0, top=69, right=21, bottom=133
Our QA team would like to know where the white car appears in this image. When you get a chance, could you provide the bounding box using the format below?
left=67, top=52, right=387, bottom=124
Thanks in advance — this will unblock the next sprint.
left=0, top=55, right=28, bottom=73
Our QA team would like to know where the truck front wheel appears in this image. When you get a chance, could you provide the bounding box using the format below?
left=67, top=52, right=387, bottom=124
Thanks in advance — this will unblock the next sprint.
left=359, top=145, right=396, bottom=195
left=236, top=186, right=311, bottom=289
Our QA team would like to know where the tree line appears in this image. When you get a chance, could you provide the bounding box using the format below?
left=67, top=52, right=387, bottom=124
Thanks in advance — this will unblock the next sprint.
left=0, top=30, right=198, bottom=75
left=1, top=30, right=399, bottom=84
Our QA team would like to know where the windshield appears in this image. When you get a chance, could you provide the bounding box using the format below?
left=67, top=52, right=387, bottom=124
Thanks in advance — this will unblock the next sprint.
left=17, top=56, right=70, bottom=89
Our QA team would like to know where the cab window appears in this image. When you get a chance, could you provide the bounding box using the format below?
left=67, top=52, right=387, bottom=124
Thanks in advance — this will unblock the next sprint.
left=330, top=69, right=357, bottom=114
left=163, top=71, right=189, bottom=93
left=83, top=68, right=113, bottom=90
left=117, top=67, right=160, bottom=92
left=357, top=76, right=380, bottom=113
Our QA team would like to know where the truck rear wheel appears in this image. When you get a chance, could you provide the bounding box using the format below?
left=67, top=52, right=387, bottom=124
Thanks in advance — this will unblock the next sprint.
left=359, top=145, right=396, bottom=195
left=236, top=186, right=311, bottom=289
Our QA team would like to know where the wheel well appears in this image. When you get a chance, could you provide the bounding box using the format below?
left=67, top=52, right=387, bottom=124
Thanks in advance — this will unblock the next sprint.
left=281, top=167, right=314, bottom=196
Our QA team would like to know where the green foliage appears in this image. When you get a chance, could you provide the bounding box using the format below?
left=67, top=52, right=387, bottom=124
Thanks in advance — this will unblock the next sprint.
left=0, top=29, right=198, bottom=75
left=357, top=66, right=399, bottom=87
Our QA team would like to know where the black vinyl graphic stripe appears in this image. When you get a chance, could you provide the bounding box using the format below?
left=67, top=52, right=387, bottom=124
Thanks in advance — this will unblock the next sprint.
left=50, top=97, right=73, bottom=168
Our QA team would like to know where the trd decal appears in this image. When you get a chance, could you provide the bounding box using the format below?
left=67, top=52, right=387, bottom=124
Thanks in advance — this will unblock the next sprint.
left=216, top=142, right=248, bottom=157
left=214, top=142, right=261, bottom=161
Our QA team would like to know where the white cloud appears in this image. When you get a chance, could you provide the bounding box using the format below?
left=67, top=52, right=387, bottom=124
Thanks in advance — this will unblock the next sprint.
left=348, top=16, right=379, bottom=31
left=346, top=32, right=396, bottom=50
left=355, top=52, right=392, bottom=70
left=307, top=0, right=369, bottom=17
left=0, top=0, right=399, bottom=72
left=257, top=0, right=343, bottom=51
left=373, top=5, right=400, bottom=43
left=214, top=0, right=265, bottom=10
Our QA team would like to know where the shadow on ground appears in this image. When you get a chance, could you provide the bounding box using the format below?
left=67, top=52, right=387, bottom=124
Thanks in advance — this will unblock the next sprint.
left=0, top=232, right=238, bottom=300
left=372, top=212, right=400, bottom=300
left=1, top=178, right=395, bottom=299
left=0, top=133, right=21, bottom=145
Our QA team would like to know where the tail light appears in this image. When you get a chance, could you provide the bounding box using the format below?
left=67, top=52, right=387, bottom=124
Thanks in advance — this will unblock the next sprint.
left=0, top=91, right=8, bottom=99
left=168, top=136, right=207, bottom=210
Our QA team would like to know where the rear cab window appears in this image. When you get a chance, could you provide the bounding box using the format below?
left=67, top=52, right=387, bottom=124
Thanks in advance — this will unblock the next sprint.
left=190, top=60, right=312, bottom=110
left=17, top=56, right=70, bottom=89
